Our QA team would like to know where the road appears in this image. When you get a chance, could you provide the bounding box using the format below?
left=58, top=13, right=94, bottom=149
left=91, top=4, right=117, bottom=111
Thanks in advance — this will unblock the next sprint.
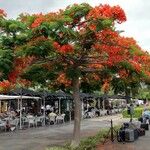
left=0, top=114, right=127, bottom=150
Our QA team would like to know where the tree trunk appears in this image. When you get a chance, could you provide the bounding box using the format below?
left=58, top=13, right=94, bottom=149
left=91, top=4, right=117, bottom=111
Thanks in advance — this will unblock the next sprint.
left=125, top=88, right=131, bottom=104
left=104, top=91, right=109, bottom=109
left=71, top=77, right=81, bottom=148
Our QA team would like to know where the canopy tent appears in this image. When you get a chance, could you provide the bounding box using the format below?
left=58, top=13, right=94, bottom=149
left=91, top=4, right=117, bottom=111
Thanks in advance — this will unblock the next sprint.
left=7, top=89, right=73, bottom=123
left=38, top=90, right=72, bottom=114
left=52, top=90, right=72, bottom=114
left=7, top=88, right=39, bottom=97
left=108, top=95, right=131, bottom=100
left=79, top=93, right=94, bottom=100
left=0, top=94, right=40, bottom=129
left=0, top=95, right=40, bottom=100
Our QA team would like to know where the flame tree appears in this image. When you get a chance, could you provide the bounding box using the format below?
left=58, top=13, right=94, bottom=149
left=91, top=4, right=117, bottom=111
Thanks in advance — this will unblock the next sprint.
left=1, top=4, right=150, bottom=146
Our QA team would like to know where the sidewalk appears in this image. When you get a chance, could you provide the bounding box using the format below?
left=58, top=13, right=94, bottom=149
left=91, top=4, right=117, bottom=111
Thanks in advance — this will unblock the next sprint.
left=0, top=114, right=125, bottom=150
left=97, top=128, right=150, bottom=150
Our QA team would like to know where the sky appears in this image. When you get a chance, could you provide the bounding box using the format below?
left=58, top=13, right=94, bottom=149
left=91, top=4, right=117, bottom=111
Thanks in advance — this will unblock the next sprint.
left=1, top=0, right=150, bottom=52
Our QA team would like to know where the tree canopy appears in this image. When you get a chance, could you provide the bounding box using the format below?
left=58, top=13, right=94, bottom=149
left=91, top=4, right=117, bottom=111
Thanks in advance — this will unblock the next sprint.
left=0, top=3, right=150, bottom=146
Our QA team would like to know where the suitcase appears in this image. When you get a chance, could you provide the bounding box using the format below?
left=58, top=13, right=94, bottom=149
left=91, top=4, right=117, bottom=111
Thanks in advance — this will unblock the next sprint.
left=117, top=130, right=125, bottom=142
left=137, top=128, right=145, bottom=136
left=140, top=123, right=149, bottom=130
left=134, top=129, right=139, bottom=140
left=125, top=129, right=135, bottom=142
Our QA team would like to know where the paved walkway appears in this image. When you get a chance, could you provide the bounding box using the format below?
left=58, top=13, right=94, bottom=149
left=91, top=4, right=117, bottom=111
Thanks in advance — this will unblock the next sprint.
left=0, top=114, right=126, bottom=150
left=97, top=125, right=150, bottom=150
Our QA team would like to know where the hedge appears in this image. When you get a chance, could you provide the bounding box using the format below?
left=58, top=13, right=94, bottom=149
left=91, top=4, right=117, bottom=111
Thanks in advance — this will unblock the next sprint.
left=122, top=107, right=150, bottom=118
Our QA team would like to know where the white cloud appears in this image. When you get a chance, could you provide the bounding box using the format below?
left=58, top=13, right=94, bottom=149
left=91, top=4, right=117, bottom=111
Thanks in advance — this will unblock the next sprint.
left=1, top=0, right=150, bottom=52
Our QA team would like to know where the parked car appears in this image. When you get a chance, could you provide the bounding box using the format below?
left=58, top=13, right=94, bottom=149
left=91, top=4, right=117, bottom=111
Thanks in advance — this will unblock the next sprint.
left=135, top=100, right=144, bottom=106
left=142, top=110, right=150, bottom=119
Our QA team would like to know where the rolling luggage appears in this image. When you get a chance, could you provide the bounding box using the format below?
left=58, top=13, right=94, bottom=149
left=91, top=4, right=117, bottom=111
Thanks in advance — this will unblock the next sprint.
left=138, top=128, right=145, bottom=136
left=125, top=129, right=135, bottom=142
left=133, top=129, right=139, bottom=140
left=117, top=129, right=125, bottom=142
left=140, top=123, right=149, bottom=130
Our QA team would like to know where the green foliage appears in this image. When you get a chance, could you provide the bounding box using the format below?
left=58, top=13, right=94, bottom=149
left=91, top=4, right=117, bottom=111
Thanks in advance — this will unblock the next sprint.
left=46, top=147, right=66, bottom=150
left=135, top=87, right=150, bottom=100
left=63, top=3, right=91, bottom=19
left=22, top=64, right=56, bottom=84
left=118, top=61, right=133, bottom=70
left=80, top=81, right=101, bottom=93
left=0, top=19, right=26, bottom=33
left=0, top=49, right=13, bottom=80
left=1, top=36, right=14, bottom=48
left=76, top=129, right=108, bottom=150
left=23, top=40, right=53, bottom=57
left=18, top=13, right=36, bottom=27
left=66, top=67, right=81, bottom=79
left=47, top=127, right=121, bottom=150
left=111, top=77, right=125, bottom=94
left=96, top=19, right=113, bottom=31
left=98, top=67, right=114, bottom=81
left=129, top=45, right=143, bottom=56
left=122, top=107, right=150, bottom=118
left=15, top=34, right=29, bottom=45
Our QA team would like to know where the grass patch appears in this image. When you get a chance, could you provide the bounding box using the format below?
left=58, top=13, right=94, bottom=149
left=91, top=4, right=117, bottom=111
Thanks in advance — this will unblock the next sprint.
left=47, top=126, right=120, bottom=150
left=46, top=147, right=66, bottom=150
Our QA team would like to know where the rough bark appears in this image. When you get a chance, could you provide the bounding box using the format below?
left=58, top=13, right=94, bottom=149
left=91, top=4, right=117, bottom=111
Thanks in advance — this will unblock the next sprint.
left=71, top=77, right=81, bottom=148
left=104, top=91, right=109, bottom=109
left=125, top=88, right=131, bottom=104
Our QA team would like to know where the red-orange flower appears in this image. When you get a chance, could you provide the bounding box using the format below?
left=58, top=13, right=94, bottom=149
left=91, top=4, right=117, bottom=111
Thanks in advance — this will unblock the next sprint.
left=31, top=13, right=45, bottom=28
left=53, top=42, right=74, bottom=53
left=87, top=4, right=126, bottom=23
left=0, top=9, right=7, bottom=17
left=56, top=73, right=71, bottom=87
left=0, top=80, right=11, bottom=92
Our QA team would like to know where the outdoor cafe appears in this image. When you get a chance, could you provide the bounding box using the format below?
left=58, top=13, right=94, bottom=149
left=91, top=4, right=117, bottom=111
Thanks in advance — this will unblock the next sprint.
left=0, top=89, right=125, bottom=132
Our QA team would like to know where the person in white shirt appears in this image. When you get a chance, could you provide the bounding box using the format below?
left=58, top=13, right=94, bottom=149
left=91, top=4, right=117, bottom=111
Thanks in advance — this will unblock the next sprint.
left=46, top=105, right=51, bottom=115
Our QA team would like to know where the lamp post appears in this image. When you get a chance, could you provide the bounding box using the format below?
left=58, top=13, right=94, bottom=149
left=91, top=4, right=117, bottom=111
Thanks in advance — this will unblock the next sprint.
left=43, top=91, right=46, bottom=126
left=19, top=87, right=23, bottom=129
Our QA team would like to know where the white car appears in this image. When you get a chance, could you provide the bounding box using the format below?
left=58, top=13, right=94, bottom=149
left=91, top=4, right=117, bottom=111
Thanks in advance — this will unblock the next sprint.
left=135, top=100, right=144, bottom=105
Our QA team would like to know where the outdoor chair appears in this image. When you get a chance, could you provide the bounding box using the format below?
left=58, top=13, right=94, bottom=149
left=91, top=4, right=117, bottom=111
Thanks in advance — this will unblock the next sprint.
left=22, top=117, right=29, bottom=127
left=82, top=110, right=88, bottom=119
left=28, top=117, right=35, bottom=128
left=61, top=114, right=65, bottom=123
left=111, top=109, right=116, bottom=114
left=44, top=116, right=50, bottom=125
left=35, top=116, right=44, bottom=127
left=114, top=108, right=119, bottom=113
left=9, top=118, right=19, bottom=131
left=100, top=110, right=107, bottom=116
left=87, top=111, right=95, bottom=118
left=0, top=120, right=6, bottom=132
left=56, top=114, right=65, bottom=124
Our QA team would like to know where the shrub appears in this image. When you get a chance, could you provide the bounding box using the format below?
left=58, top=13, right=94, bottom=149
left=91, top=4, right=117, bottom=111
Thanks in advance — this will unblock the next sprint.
left=76, top=129, right=108, bottom=150
left=122, top=107, right=150, bottom=118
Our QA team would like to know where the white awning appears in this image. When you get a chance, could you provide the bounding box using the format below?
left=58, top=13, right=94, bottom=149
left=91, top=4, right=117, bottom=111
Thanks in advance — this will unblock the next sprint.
left=0, top=94, right=40, bottom=100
